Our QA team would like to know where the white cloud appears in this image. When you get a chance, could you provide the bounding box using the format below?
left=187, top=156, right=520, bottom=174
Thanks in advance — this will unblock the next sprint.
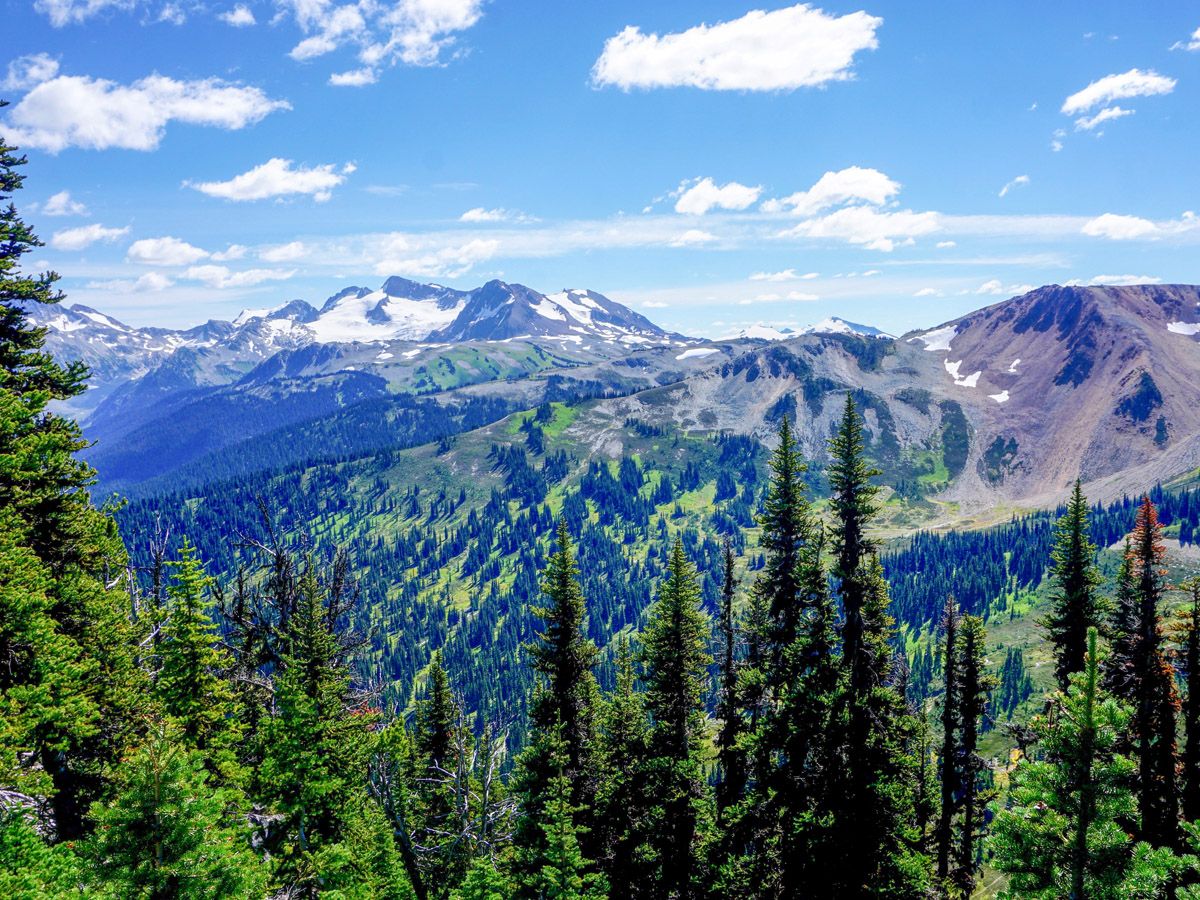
left=936, top=240, right=956, bottom=248
left=1081, top=213, right=1158, bottom=240
left=374, top=236, right=499, bottom=278
left=913, top=287, right=941, bottom=297
left=673, top=177, right=761, bottom=215
left=780, top=206, right=940, bottom=251
left=592, top=4, right=881, bottom=91
left=750, top=269, right=800, bottom=282
left=998, top=174, right=1029, bottom=197
left=2, top=53, right=59, bottom=91
left=976, top=279, right=1034, bottom=296
left=219, top=4, right=255, bottom=25
left=182, top=265, right=297, bottom=288
left=211, top=243, right=248, bottom=261
left=669, top=229, right=718, bottom=247
left=3, top=73, right=289, bottom=152
left=87, top=271, right=173, bottom=292
left=50, top=223, right=128, bottom=251
left=34, top=0, right=131, bottom=26
left=1067, top=274, right=1162, bottom=286
left=1171, top=26, right=1200, bottom=52
left=158, top=3, right=185, bottom=24
left=187, top=158, right=351, bottom=202
left=41, top=190, right=88, bottom=216
left=1074, top=105, right=1134, bottom=131
left=127, top=236, right=209, bottom=266
left=1061, top=68, right=1175, bottom=115
left=763, top=166, right=899, bottom=215
left=330, top=67, right=378, bottom=87
left=642, top=300, right=669, bottom=309
left=259, top=241, right=308, bottom=262
left=280, top=0, right=483, bottom=83
left=460, top=207, right=538, bottom=224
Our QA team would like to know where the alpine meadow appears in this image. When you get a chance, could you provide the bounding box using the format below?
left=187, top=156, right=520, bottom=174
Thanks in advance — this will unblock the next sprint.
left=6, top=2, right=1200, bottom=898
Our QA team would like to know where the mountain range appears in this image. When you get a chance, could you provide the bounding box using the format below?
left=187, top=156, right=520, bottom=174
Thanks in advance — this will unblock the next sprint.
left=32, top=279, right=1200, bottom=517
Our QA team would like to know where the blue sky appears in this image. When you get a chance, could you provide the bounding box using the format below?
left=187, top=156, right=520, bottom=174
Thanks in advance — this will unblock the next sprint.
left=4, top=0, right=1200, bottom=336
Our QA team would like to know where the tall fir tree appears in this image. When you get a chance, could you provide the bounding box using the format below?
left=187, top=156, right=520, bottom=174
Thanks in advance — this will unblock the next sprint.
left=1174, top=576, right=1200, bottom=823
left=1043, top=480, right=1103, bottom=692
left=935, top=596, right=960, bottom=884
left=714, top=539, right=745, bottom=820
left=823, top=396, right=929, bottom=898
left=512, top=520, right=601, bottom=894
left=1129, top=496, right=1180, bottom=848
left=85, top=724, right=267, bottom=900
left=1102, top=538, right=1138, bottom=708
left=0, top=114, right=143, bottom=841
left=639, top=537, right=712, bottom=898
left=593, top=637, right=651, bottom=898
left=952, top=614, right=995, bottom=895
left=990, top=628, right=1181, bottom=898
left=155, top=539, right=242, bottom=782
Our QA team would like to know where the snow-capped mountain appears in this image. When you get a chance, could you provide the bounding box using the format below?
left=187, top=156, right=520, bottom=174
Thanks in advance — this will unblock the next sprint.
left=723, top=317, right=890, bottom=342
left=798, top=316, right=893, bottom=339
left=27, top=277, right=680, bottom=421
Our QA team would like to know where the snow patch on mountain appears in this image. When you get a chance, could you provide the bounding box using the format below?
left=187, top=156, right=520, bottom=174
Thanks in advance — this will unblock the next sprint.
left=911, top=324, right=957, bottom=352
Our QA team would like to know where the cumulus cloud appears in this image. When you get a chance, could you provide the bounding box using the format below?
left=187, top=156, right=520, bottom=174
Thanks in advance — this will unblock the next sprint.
left=936, top=240, right=956, bottom=248
left=913, top=287, right=941, bottom=297
left=779, top=206, right=940, bottom=252
left=50, top=223, right=129, bottom=251
left=460, top=207, right=538, bottom=224
left=976, top=279, right=1034, bottom=296
left=87, top=271, right=173, bottom=292
left=672, top=177, right=761, bottom=216
left=187, top=158, right=352, bottom=202
left=669, top=229, right=718, bottom=247
left=219, top=4, right=255, bottom=25
left=259, top=241, right=308, bottom=262
left=2, top=53, right=59, bottom=91
left=998, top=175, right=1029, bottom=197
left=762, top=166, right=899, bottom=215
left=1081, top=213, right=1158, bottom=240
left=182, top=265, right=297, bottom=288
left=374, top=236, right=499, bottom=278
left=330, top=67, right=378, bottom=87
left=280, top=0, right=483, bottom=84
left=1074, top=106, right=1134, bottom=131
left=127, top=236, right=209, bottom=266
left=211, top=243, right=248, bottom=261
left=592, top=4, right=881, bottom=91
left=41, top=190, right=88, bottom=216
left=2, top=72, right=289, bottom=152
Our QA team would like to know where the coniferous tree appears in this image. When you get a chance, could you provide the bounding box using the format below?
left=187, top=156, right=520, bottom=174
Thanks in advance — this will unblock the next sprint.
left=0, top=113, right=144, bottom=841
left=1175, top=576, right=1200, bottom=823
left=155, top=539, right=242, bottom=781
left=935, top=596, right=960, bottom=884
left=990, top=628, right=1181, bottom=898
left=823, top=396, right=929, bottom=898
left=85, top=724, right=267, bottom=900
left=1043, top=481, right=1103, bottom=692
left=1129, top=496, right=1179, bottom=848
left=258, top=561, right=386, bottom=893
left=1102, top=538, right=1138, bottom=708
left=413, top=651, right=468, bottom=897
left=952, top=614, right=995, bottom=895
left=594, top=638, right=651, bottom=898
left=714, top=539, right=744, bottom=819
left=640, top=538, right=711, bottom=898
left=512, top=520, right=600, bottom=893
